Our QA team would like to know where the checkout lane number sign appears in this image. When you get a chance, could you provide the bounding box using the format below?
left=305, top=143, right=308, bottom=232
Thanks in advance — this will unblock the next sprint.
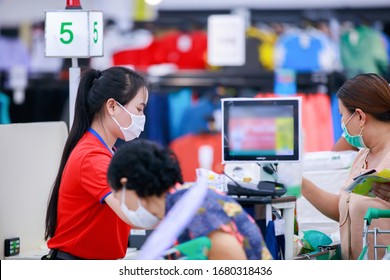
left=45, top=10, right=103, bottom=58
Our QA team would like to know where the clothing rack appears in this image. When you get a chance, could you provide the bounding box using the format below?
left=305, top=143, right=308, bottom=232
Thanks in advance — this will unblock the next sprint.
left=3, top=70, right=346, bottom=125
left=148, top=70, right=344, bottom=94
left=154, top=7, right=390, bottom=28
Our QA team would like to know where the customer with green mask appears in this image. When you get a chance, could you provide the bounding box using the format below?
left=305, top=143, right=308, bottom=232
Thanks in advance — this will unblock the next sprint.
left=302, top=73, right=390, bottom=260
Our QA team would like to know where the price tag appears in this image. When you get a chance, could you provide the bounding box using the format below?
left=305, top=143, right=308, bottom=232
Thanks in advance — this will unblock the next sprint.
left=45, top=10, right=103, bottom=57
left=207, top=15, right=245, bottom=66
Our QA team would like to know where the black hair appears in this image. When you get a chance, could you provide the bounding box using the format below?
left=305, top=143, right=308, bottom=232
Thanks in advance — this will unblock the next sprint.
left=107, top=139, right=183, bottom=198
left=44, top=67, right=148, bottom=240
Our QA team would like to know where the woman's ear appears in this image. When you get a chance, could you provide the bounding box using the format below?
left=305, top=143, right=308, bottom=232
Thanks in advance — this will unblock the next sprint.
left=355, top=108, right=366, bottom=125
left=106, top=98, right=116, bottom=116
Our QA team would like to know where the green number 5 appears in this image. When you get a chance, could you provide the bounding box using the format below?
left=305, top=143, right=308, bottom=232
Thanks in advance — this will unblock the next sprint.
left=93, top=21, right=98, bottom=44
left=60, top=22, right=74, bottom=44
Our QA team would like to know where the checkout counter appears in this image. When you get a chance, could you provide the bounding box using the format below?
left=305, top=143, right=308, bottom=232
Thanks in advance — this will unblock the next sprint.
left=1, top=122, right=355, bottom=260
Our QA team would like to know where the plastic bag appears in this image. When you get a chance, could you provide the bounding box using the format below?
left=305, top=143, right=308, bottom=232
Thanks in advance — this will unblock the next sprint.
left=196, top=168, right=227, bottom=192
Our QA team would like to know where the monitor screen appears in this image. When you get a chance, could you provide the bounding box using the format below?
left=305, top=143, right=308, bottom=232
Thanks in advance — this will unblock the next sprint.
left=221, top=97, right=302, bottom=163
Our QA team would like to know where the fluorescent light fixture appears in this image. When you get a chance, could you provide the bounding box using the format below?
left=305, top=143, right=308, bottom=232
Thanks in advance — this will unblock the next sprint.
left=145, top=0, right=162, bottom=6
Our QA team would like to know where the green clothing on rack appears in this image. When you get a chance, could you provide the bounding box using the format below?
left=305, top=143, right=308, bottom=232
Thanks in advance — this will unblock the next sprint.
left=340, top=25, right=388, bottom=79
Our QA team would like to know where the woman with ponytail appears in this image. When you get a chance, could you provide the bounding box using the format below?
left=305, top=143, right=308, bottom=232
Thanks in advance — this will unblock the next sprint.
left=42, top=67, right=148, bottom=260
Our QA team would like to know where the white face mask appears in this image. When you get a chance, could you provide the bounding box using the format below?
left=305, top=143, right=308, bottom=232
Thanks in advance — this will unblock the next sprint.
left=112, top=101, right=146, bottom=141
left=120, top=187, right=160, bottom=229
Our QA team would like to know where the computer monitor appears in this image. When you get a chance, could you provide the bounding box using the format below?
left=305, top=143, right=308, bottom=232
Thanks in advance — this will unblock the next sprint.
left=221, top=97, right=302, bottom=197
left=221, top=97, right=302, bottom=164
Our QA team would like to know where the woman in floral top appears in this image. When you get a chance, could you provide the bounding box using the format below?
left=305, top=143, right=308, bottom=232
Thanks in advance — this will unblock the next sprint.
left=107, top=139, right=271, bottom=260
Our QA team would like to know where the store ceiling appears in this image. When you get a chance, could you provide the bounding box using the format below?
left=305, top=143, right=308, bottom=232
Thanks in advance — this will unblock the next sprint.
left=1, top=0, right=390, bottom=26
left=157, top=0, right=390, bottom=10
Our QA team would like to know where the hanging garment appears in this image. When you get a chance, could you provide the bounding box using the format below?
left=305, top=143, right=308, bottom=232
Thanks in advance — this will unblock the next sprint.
left=169, top=133, right=224, bottom=182
left=178, top=97, right=219, bottom=136
left=381, top=32, right=390, bottom=63
left=112, top=36, right=158, bottom=71
left=298, top=93, right=334, bottom=152
left=223, top=25, right=278, bottom=73
left=274, top=29, right=337, bottom=72
left=167, top=88, right=193, bottom=141
left=340, top=25, right=388, bottom=79
left=331, top=92, right=343, bottom=144
left=142, top=92, right=170, bottom=147
left=0, top=35, right=30, bottom=72
left=0, top=92, right=11, bottom=124
left=154, top=30, right=208, bottom=70
left=311, top=93, right=334, bottom=151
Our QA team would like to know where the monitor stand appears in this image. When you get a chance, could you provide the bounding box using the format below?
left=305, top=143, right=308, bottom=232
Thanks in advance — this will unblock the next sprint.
left=258, top=163, right=277, bottom=182
left=257, top=163, right=286, bottom=197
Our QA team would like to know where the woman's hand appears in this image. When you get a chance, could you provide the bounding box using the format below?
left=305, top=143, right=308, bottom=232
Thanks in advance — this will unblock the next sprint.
left=372, top=182, right=390, bottom=203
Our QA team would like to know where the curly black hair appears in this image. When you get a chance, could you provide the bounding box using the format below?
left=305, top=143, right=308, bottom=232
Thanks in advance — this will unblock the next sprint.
left=107, top=139, right=183, bottom=197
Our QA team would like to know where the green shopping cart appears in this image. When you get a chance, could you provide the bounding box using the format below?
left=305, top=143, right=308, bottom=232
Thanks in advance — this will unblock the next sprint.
left=358, top=208, right=390, bottom=260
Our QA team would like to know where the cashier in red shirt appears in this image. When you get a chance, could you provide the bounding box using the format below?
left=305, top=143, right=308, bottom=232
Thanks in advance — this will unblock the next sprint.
left=42, top=67, right=149, bottom=260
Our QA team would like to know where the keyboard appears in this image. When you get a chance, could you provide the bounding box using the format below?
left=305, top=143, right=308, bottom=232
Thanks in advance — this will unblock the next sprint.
left=227, top=180, right=286, bottom=197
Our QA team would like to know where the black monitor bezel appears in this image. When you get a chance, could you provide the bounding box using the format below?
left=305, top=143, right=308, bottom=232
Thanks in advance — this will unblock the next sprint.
left=222, top=97, right=301, bottom=163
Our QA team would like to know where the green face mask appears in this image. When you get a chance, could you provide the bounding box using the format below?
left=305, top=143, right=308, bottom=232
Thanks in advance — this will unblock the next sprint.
left=341, top=112, right=367, bottom=149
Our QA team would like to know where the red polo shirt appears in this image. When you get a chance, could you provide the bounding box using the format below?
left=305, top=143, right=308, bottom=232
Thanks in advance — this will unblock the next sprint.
left=47, top=131, right=131, bottom=259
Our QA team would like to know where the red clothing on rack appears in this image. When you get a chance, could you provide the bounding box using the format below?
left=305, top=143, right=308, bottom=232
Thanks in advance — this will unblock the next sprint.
left=170, top=133, right=224, bottom=182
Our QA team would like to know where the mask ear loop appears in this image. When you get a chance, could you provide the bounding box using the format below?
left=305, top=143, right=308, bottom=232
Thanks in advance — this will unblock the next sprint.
left=344, top=112, right=356, bottom=126
left=120, top=178, right=128, bottom=205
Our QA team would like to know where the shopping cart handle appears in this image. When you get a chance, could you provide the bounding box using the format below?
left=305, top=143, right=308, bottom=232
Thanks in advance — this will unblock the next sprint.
left=364, top=208, right=390, bottom=225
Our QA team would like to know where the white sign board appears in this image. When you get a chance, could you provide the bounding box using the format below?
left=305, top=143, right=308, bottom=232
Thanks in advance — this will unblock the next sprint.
left=207, top=15, right=245, bottom=66
left=88, top=11, right=104, bottom=57
left=45, top=10, right=103, bottom=57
